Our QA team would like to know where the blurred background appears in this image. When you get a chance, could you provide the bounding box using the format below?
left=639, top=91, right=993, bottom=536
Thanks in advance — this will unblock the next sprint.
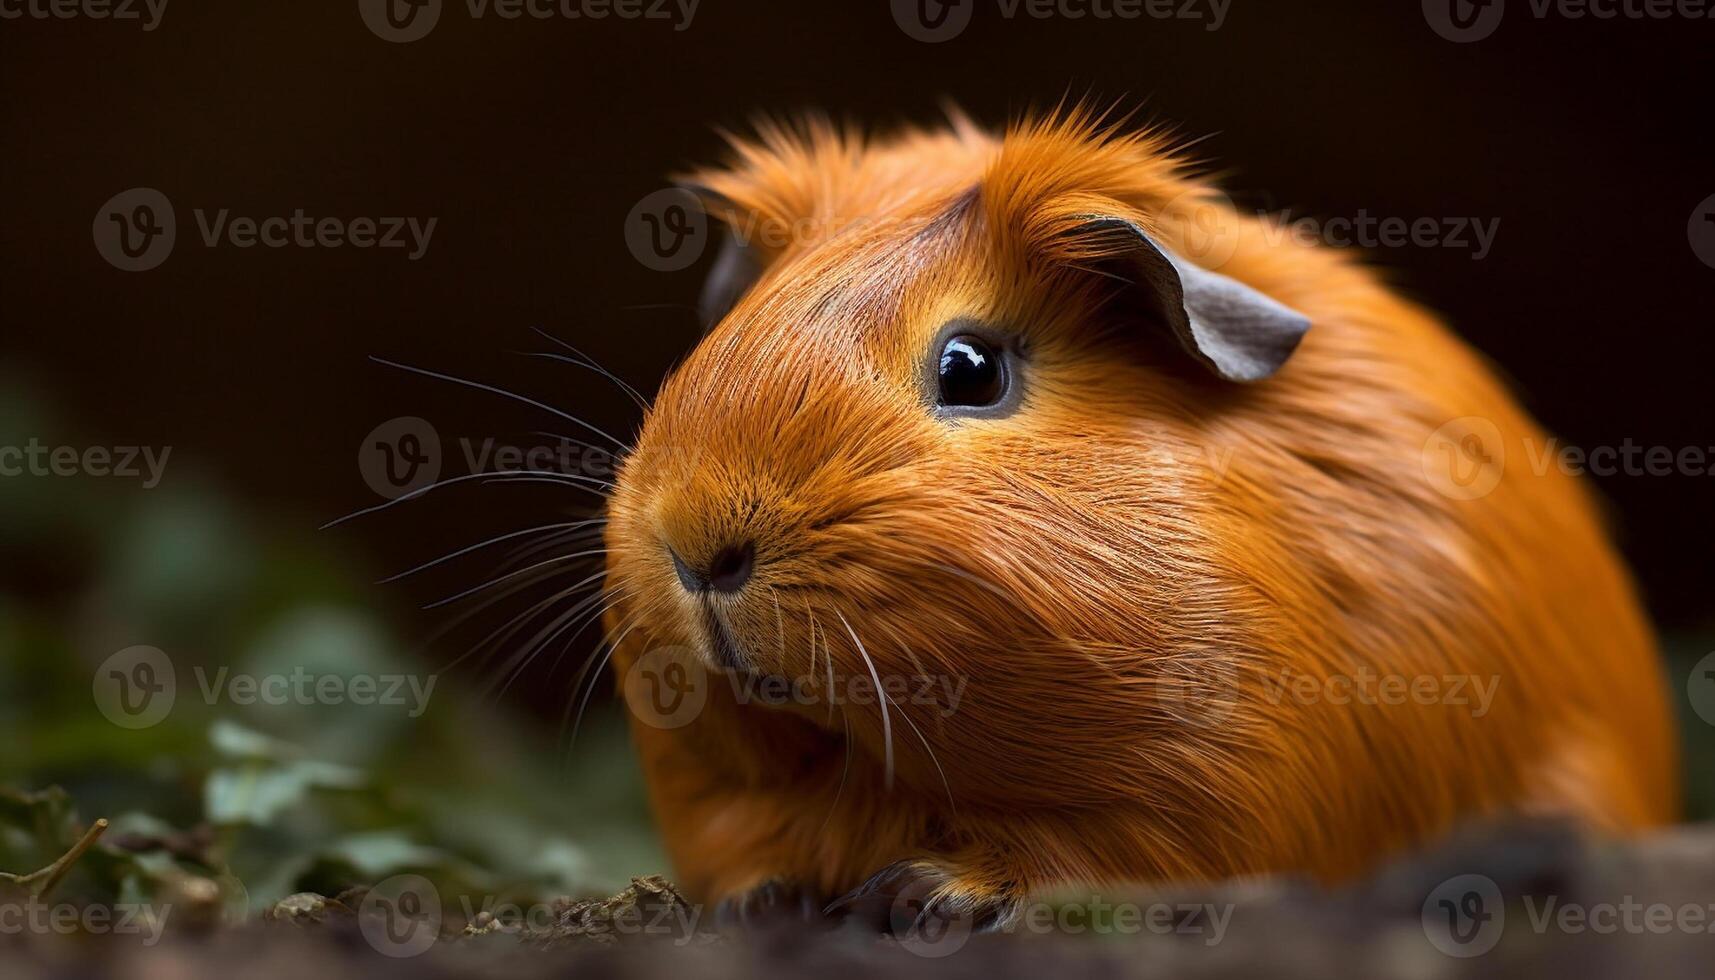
left=2, top=0, right=1711, bottom=919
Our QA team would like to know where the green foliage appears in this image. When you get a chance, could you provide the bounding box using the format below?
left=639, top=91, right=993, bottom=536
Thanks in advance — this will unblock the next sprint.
left=0, top=386, right=662, bottom=924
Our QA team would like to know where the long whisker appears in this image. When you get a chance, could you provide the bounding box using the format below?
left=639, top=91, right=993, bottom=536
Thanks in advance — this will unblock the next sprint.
left=481, top=475, right=614, bottom=491
left=921, top=560, right=1016, bottom=605
left=444, top=571, right=604, bottom=676
left=322, top=469, right=609, bottom=529
left=419, top=561, right=587, bottom=662
left=570, top=615, right=646, bottom=748
left=491, top=583, right=624, bottom=702
left=815, top=709, right=856, bottom=840
left=516, top=343, right=650, bottom=413
left=553, top=590, right=638, bottom=735
left=768, top=586, right=786, bottom=663
left=378, top=519, right=605, bottom=583
left=530, top=430, right=624, bottom=469
left=835, top=610, right=892, bottom=791
left=425, top=553, right=606, bottom=609
left=370, top=356, right=632, bottom=451
left=495, top=519, right=607, bottom=572
left=525, top=327, right=651, bottom=408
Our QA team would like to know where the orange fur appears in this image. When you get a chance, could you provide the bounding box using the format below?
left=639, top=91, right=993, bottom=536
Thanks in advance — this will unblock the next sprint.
left=599, top=108, right=1678, bottom=915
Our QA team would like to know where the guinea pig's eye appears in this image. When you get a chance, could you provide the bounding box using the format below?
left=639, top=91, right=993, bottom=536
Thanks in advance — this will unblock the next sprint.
left=937, top=334, right=1006, bottom=408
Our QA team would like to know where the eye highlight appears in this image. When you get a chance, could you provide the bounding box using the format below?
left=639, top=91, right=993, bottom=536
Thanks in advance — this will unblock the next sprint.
left=937, top=334, right=1006, bottom=408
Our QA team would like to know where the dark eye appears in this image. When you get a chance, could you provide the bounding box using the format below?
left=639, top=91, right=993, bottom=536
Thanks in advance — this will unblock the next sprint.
left=937, top=334, right=1006, bottom=408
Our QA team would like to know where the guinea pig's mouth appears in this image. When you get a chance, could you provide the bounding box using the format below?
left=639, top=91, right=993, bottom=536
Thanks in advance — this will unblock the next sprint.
left=700, top=603, right=749, bottom=672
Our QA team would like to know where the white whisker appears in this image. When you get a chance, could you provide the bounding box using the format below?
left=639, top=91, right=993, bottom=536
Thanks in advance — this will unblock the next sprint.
left=835, top=609, right=892, bottom=791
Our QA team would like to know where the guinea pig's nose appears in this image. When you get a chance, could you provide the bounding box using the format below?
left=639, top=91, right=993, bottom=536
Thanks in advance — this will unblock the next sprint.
left=669, top=541, right=754, bottom=594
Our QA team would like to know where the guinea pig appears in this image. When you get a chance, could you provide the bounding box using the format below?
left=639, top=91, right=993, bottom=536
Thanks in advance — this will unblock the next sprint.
left=599, top=108, right=1677, bottom=931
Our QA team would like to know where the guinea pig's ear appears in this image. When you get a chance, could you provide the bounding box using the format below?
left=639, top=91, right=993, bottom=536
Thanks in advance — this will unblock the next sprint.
left=698, top=227, right=763, bottom=329
left=678, top=184, right=765, bottom=330
left=1077, top=217, right=1310, bottom=382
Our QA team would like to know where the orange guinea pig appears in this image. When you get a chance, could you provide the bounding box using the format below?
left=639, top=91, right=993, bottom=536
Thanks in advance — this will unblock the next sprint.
left=599, top=108, right=1677, bottom=930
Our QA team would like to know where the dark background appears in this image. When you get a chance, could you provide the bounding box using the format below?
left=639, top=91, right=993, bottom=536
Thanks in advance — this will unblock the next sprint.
left=3, top=0, right=1711, bottom=716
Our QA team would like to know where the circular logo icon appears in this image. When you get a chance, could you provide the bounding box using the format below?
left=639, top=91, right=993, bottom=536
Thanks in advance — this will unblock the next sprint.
left=1154, top=657, right=1238, bottom=730
left=1423, top=0, right=1505, bottom=42
left=890, top=879, right=973, bottom=957
left=1162, top=187, right=1243, bottom=272
left=1421, top=416, right=1506, bottom=501
left=359, top=416, right=442, bottom=500
left=621, top=645, right=709, bottom=729
left=93, top=188, right=176, bottom=272
left=1688, top=193, right=1715, bottom=270
left=1422, top=874, right=1504, bottom=957
left=359, top=0, right=442, bottom=42
left=92, top=645, right=177, bottom=730
left=624, top=188, right=709, bottom=272
left=891, top=0, right=974, bottom=42
left=1687, top=652, right=1715, bottom=727
left=359, top=874, right=442, bottom=957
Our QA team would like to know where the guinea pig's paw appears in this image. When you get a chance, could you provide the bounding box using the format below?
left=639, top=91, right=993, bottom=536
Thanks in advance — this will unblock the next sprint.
left=713, top=877, right=829, bottom=934
left=828, top=859, right=1021, bottom=939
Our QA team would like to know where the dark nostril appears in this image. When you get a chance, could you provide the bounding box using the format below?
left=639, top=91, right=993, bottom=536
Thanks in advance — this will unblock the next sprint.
left=707, top=541, right=755, bottom=594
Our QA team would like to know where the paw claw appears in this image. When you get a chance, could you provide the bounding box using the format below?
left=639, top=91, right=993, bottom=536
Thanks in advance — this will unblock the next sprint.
left=830, top=859, right=1019, bottom=942
left=715, top=878, right=828, bottom=934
